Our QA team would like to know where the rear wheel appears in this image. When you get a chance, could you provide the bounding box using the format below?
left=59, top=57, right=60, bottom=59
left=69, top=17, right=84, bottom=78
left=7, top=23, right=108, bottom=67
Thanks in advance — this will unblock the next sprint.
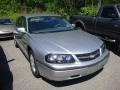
left=76, top=27, right=83, bottom=30
left=29, top=50, right=40, bottom=78
left=75, top=22, right=84, bottom=31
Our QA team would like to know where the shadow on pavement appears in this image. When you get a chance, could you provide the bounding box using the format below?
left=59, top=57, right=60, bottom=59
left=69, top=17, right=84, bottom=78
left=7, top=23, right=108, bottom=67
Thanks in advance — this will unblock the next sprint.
left=0, top=37, right=13, bottom=41
left=0, top=46, right=13, bottom=90
left=42, top=68, right=103, bottom=87
left=105, top=41, right=120, bottom=57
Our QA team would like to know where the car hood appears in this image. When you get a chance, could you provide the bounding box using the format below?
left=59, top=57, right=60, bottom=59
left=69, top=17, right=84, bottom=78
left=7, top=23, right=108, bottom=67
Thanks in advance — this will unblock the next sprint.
left=31, top=30, right=103, bottom=54
left=0, top=25, right=14, bottom=32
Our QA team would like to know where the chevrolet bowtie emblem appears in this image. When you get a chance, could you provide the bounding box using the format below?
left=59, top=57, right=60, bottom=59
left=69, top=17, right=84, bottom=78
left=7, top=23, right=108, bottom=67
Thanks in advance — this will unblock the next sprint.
left=89, top=54, right=95, bottom=58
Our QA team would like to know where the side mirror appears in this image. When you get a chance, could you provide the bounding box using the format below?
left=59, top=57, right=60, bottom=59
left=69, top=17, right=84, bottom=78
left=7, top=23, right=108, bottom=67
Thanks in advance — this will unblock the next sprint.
left=17, top=27, right=26, bottom=33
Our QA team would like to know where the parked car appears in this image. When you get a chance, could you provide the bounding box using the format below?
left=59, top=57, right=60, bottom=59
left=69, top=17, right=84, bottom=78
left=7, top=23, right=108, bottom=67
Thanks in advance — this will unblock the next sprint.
left=14, top=14, right=109, bottom=81
left=0, top=18, right=14, bottom=39
left=70, top=4, right=120, bottom=51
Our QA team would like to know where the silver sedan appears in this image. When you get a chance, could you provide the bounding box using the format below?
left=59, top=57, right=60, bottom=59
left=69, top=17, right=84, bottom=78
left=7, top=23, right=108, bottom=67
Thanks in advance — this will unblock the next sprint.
left=14, top=14, right=109, bottom=81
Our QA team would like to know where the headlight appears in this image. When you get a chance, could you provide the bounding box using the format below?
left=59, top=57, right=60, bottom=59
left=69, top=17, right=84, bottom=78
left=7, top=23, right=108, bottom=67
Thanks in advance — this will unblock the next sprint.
left=101, top=43, right=106, bottom=54
left=45, top=54, right=75, bottom=64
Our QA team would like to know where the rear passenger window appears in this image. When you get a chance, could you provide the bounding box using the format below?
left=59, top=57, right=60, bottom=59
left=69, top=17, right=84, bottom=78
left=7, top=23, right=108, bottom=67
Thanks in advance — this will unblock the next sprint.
left=16, top=17, right=27, bottom=31
left=16, top=18, right=22, bottom=27
left=101, top=7, right=118, bottom=18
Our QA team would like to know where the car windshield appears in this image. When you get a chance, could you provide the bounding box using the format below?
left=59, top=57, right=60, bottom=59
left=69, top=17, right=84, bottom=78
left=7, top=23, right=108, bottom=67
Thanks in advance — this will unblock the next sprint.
left=28, top=16, right=74, bottom=33
left=0, top=19, right=12, bottom=25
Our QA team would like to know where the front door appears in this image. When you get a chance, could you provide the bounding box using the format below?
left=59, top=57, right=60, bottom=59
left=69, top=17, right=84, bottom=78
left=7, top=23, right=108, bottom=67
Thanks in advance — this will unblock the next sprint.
left=95, top=6, right=120, bottom=39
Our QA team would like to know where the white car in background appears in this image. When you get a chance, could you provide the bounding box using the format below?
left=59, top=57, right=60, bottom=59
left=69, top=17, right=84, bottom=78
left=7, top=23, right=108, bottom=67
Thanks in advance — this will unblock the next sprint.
left=0, top=18, right=14, bottom=39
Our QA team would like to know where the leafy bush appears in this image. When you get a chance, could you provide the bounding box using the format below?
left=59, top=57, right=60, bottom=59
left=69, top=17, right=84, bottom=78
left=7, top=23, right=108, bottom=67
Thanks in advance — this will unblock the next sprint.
left=8, top=12, right=22, bottom=21
left=45, top=2, right=69, bottom=19
left=79, top=6, right=98, bottom=16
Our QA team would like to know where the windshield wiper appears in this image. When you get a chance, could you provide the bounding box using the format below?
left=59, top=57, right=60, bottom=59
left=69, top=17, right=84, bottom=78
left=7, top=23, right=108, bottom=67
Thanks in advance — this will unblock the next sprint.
left=35, top=29, right=74, bottom=34
left=31, top=27, right=75, bottom=34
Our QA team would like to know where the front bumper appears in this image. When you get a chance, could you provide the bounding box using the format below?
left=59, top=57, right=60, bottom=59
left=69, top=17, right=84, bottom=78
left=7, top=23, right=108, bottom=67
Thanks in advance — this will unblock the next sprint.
left=36, top=50, right=109, bottom=81
left=0, top=32, right=13, bottom=39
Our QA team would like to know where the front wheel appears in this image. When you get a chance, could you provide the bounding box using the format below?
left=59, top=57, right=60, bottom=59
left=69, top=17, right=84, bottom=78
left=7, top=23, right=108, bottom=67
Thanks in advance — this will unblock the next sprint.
left=29, top=50, right=40, bottom=78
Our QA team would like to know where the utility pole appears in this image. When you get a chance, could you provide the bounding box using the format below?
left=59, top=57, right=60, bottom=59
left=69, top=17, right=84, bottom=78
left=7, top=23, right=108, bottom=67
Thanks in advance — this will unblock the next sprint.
left=84, top=0, right=86, bottom=7
left=92, top=0, right=94, bottom=8
left=98, top=0, right=102, bottom=8
left=92, top=0, right=94, bottom=15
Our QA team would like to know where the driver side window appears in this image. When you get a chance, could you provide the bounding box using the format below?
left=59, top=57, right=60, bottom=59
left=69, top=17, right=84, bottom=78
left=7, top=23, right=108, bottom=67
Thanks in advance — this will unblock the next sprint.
left=101, top=7, right=118, bottom=18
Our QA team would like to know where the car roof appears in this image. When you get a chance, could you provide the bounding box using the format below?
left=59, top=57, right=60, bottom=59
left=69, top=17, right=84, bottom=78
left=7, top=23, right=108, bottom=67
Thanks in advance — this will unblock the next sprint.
left=101, top=4, right=120, bottom=7
left=22, top=13, right=60, bottom=19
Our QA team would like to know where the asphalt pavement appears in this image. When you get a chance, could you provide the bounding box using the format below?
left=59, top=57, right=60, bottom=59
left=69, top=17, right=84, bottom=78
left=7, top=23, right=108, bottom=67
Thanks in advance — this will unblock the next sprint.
left=0, top=40, right=120, bottom=90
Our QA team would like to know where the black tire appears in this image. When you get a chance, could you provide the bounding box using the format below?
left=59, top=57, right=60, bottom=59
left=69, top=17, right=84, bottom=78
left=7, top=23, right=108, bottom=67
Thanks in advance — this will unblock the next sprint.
left=14, top=35, right=18, bottom=48
left=76, top=27, right=83, bottom=30
left=29, top=50, right=40, bottom=78
left=117, top=41, right=120, bottom=53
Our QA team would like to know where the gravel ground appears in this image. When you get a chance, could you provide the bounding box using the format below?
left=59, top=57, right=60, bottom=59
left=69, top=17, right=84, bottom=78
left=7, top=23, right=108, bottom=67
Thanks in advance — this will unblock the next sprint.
left=0, top=40, right=120, bottom=90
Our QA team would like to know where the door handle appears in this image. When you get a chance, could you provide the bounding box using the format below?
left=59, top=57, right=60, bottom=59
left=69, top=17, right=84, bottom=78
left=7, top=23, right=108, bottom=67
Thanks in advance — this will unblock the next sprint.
left=97, top=21, right=102, bottom=23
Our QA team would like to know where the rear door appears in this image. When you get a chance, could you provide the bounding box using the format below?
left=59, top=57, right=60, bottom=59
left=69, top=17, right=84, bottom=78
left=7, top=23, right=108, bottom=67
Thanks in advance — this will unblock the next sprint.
left=95, top=6, right=120, bottom=39
left=15, top=17, right=23, bottom=46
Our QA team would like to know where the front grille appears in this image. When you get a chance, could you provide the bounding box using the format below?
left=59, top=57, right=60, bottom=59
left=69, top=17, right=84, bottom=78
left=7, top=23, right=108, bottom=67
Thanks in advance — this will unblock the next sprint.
left=76, top=49, right=100, bottom=61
